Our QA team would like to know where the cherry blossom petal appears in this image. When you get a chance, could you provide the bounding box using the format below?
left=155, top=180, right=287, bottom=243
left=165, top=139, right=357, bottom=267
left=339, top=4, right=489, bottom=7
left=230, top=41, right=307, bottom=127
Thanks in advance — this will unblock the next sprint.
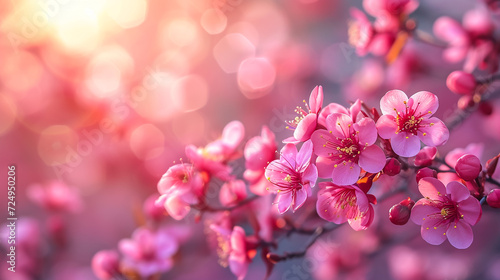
left=331, top=162, right=361, bottom=185
left=311, top=130, right=339, bottom=157
left=349, top=99, right=363, bottom=122
left=309, top=85, right=323, bottom=114
left=418, top=118, right=449, bottom=147
left=302, top=164, right=318, bottom=187
left=315, top=156, right=336, bottom=178
left=409, top=91, right=439, bottom=117
left=355, top=117, right=378, bottom=145
left=326, top=113, right=353, bottom=139
left=410, top=202, right=440, bottom=225
left=280, top=144, right=298, bottom=169
left=348, top=205, right=374, bottom=231
left=380, top=90, right=408, bottom=116
left=446, top=181, right=470, bottom=202
left=446, top=220, right=473, bottom=249
left=376, top=114, right=398, bottom=139
left=165, top=196, right=191, bottom=220
left=296, top=140, right=313, bottom=168
left=294, top=113, right=317, bottom=142
left=391, top=132, right=421, bottom=157
left=418, top=177, right=447, bottom=200
left=318, top=103, right=349, bottom=127
left=358, top=145, right=386, bottom=173
left=316, top=188, right=349, bottom=224
left=458, top=196, right=482, bottom=225
left=353, top=187, right=369, bottom=213
left=421, top=219, right=449, bottom=245
left=222, top=121, right=245, bottom=150
left=293, top=188, right=308, bottom=211
left=277, top=192, right=293, bottom=214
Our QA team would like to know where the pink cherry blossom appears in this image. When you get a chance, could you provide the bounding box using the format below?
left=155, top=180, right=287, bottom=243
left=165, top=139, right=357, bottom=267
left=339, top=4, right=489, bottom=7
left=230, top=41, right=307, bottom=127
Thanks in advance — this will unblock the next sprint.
left=156, top=163, right=205, bottom=220
left=186, top=120, right=245, bottom=180
left=118, top=227, right=180, bottom=277
left=311, top=112, right=386, bottom=185
left=363, top=0, right=419, bottom=18
left=219, top=179, right=248, bottom=207
left=243, top=125, right=277, bottom=195
left=410, top=178, right=482, bottom=249
left=284, top=86, right=323, bottom=143
left=91, top=250, right=120, bottom=280
left=433, top=8, right=497, bottom=73
left=376, top=90, right=449, bottom=157
left=348, top=8, right=374, bottom=56
left=316, top=182, right=376, bottom=231
left=264, top=140, right=318, bottom=214
left=27, top=181, right=83, bottom=213
left=210, top=225, right=251, bottom=280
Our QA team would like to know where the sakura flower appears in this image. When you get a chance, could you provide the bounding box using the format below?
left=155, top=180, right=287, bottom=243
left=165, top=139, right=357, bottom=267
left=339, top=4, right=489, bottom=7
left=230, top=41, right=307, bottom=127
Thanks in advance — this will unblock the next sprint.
left=219, top=179, right=248, bottom=207
left=91, top=250, right=121, bottom=280
left=156, top=163, right=205, bottom=220
left=186, top=120, right=245, bottom=180
left=316, top=182, right=376, bottom=231
left=27, top=180, right=83, bottom=213
left=311, top=112, right=386, bottom=185
left=264, top=141, right=318, bottom=214
left=434, top=8, right=498, bottom=73
left=410, top=178, right=482, bottom=249
left=210, top=225, right=251, bottom=280
left=284, top=86, right=323, bottom=143
left=376, top=90, right=449, bottom=157
left=118, top=227, right=179, bottom=278
left=363, top=0, right=419, bottom=18
left=348, top=8, right=374, bottom=56
left=244, top=125, right=277, bottom=196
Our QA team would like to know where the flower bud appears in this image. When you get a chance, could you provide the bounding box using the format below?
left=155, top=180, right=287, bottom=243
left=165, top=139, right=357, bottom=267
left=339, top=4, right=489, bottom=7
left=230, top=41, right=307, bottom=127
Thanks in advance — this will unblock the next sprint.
left=479, top=102, right=493, bottom=116
left=389, top=197, right=415, bottom=225
left=486, top=153, right=500, bottom=177
left=92, top=250, right=120, bottom=280
left=414, top=146, right=437, bottom=167
left=446, top=71, right=476, bottom=95
left=383, top=158, right=401, bottom=176
left=487, top=189, right=500, bottom=208
left=416, top=167, right=437, bottom=183
left=455, top=154, right=482, bottom=181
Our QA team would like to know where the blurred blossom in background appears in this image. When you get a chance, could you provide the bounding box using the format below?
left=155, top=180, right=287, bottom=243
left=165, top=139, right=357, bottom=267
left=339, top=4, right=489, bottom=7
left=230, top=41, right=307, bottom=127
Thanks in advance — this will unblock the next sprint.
left=1, top=0, right=500, bottom=279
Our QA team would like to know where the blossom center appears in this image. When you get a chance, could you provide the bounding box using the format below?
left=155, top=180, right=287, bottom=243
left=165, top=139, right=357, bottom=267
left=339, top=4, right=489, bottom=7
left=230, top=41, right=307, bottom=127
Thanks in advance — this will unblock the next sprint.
left=286, top=100, right=310, bottom=130
left=396, top=115, right=423, bottom=135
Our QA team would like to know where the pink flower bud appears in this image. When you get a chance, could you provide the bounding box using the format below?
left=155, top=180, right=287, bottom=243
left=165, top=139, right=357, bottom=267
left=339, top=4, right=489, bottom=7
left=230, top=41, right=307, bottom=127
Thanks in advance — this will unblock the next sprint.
left=479, top=102, right=493, bottom=116
left=219, top=180, right=247, bottom=207
left=384, top=158, right=401, bottom=176
left=389, top=197, right=415, bottom=225
left=486, top=153, right=500, bottom=177
left=92, top=250, right=120, bottom=280
left=455, top=154, right=482, bottom=181
left=414, top=146, right=437, bottom=167
left=446, top=71, right=476, bottom=95
left=416, top=167, right=437, bottom=183
left=487, top=189, right=500, bottom=208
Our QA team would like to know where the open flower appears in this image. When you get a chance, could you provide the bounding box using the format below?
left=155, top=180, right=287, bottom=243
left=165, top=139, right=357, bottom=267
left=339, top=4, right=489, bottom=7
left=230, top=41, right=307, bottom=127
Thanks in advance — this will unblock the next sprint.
left=186, top=121, right=245, bottom=180
left=156, top=163, right=205, bottom=220
left=376, top=90, right=449, bottom=157
left=316, top=182, right=376, bottom=231
left=210, top=225, right=251, bottom=280
left=118, top=227, right=179, bottom=278
left=410, top=178, right=482, bottom=249
left=311, top=112, right=386, bottom=185
left=284, top=86, right=323, bottom=143
left=243, top=125, right=277, bottom=196
left=265, top=141, right=318, bottom=213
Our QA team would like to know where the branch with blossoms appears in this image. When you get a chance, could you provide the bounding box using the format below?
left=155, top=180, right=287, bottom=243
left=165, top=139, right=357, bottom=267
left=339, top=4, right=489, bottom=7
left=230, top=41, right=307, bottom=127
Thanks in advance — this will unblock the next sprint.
left=88, top=1, right=500, bottom=280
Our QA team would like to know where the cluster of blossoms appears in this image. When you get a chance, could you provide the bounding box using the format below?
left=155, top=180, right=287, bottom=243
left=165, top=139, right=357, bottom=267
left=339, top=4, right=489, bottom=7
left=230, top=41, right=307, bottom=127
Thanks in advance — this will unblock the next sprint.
left=83, top=1, right=500, bottom=279
left=89, top=83, right=500, bottom=279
